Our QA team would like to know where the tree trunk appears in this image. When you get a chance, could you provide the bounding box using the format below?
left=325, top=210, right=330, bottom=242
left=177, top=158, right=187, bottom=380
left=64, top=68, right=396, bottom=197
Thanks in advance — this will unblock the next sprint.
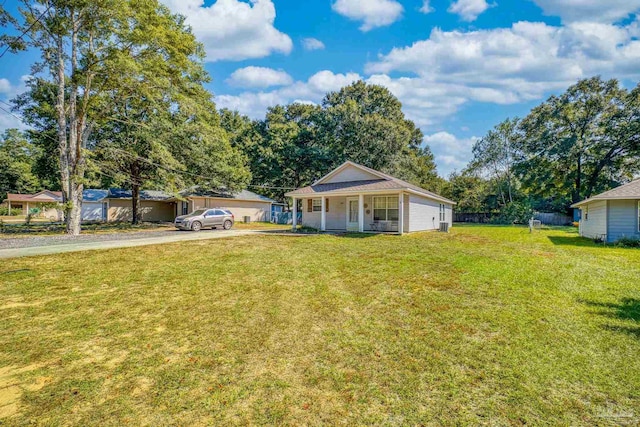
left=55, top=33, right=73, bottom=234
left=132, top=181, right=141, bottom=225
left=574, top=154, right=582, bottom=204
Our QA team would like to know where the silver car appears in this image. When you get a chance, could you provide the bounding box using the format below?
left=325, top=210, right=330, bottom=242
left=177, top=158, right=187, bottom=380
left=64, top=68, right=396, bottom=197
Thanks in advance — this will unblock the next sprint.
left=174, top=208, right=235, bottom=231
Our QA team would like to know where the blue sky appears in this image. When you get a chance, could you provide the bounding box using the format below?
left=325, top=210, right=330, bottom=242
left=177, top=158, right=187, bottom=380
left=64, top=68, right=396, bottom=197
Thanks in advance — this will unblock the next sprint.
left=2, top=0, right=640, bottom=177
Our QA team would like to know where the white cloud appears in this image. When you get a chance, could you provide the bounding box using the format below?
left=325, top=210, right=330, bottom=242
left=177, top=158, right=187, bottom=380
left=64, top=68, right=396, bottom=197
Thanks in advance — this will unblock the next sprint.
left=366, top=20, right=640, bottom=109
left=226, top=66, right=293, bottom=88
left=332, top=0, right=404, bottom=31
left=0, top=76, right=30, bottom=133
left=0, top=78, right=12, bottom=94
left=302, top=37, right=325, bottom=51
left=162, top=0, right=292, bottom=62
left=448, top=0, right=494, bottom=22
left=216, top=70, right=361, bottom=118
left=419, top=0, right=434, bottom=14
left=532, top=0, right=640, bottom=23
left=423, top=132, right=479, bottom=177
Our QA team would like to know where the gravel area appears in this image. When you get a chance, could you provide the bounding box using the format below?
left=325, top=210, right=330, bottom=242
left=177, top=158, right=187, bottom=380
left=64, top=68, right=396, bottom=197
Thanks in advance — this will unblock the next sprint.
left=0, top=229, right=189, bottom=250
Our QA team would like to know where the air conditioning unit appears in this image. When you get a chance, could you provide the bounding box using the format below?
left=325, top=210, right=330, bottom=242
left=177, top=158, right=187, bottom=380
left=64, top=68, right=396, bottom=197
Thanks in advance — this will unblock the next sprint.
left=439, top=222, right=449, bottom=232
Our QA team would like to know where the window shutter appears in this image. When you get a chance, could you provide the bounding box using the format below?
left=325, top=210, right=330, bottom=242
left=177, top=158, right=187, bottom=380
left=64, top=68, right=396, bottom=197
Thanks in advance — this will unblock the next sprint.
left=326, top=199, right=329, bottom=212
left=307, top=199, right=312, bottom=212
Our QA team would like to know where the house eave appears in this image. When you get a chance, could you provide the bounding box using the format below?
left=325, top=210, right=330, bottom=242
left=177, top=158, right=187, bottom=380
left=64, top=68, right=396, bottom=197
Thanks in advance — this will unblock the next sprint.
left=285, top=187, right=456, bottom=205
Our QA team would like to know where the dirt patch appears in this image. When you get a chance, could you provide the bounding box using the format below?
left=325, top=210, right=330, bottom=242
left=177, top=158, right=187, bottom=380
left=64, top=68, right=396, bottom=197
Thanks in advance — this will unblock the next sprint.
left=0, top=364, right=45, bottom=418
left=131, top=378, right=153, bottom=397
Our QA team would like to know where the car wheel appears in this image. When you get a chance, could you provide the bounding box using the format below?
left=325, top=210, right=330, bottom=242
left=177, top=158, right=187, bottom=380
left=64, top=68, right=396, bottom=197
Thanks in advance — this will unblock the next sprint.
left=191, top=221, right=202, bottom=232
left=223, top=220, right=232, bottom=230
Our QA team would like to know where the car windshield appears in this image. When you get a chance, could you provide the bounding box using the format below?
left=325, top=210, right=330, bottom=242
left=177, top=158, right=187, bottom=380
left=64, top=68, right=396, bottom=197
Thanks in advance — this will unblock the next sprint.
left=191, top=209, right=206, bottom=216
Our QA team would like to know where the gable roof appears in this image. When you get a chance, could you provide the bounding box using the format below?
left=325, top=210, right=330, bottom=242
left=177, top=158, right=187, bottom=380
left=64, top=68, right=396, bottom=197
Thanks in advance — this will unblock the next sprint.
left=4, top=191, right=63, bottom=203
left=286, top=161, right=456, bottom=205
left=571, top=179, right=640, bottom=207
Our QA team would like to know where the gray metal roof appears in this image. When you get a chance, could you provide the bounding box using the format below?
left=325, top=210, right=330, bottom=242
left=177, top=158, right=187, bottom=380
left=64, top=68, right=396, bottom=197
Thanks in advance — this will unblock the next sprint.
left=571, top=179, right=640, bottom=207
left=83, top=189, right=109, bottom=202
left=107, top=188, right=173, bottom=201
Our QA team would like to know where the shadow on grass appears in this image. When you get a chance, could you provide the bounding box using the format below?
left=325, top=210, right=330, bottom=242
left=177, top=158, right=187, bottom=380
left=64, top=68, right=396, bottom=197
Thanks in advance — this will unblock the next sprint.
left=582, top=298, right=640, bottom=339
left=548, top=235, right=601, bottom=247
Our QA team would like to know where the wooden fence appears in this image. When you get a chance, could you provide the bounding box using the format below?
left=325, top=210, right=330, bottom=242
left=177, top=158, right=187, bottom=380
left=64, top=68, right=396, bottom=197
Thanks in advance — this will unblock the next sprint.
left=454, top=211, right=572, bottom=225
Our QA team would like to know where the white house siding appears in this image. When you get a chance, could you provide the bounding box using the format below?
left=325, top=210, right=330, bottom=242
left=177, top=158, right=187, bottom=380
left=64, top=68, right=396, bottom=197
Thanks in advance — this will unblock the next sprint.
left=407, top=194, right=452, bottom=232
left=323, top=165, right=381, bottom=183
left=81, top=202, right=105, bottom=221
left=326, top=196, right=347, bottom=230
left=607, top=200, right=639, bottom=242
left=301, top=194, right=400, bottom=231
left=579, top=200, right=607, bottom=239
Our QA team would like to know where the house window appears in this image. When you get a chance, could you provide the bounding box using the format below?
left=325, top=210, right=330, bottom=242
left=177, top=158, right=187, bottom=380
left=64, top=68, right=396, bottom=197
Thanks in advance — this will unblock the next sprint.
left=373, top=196, right=399, bottom=221
left=439, top=204, right=446, bottom=221
left=182, top=201, right=189, bottom=215
left=312, top=199, right=322, bottom=212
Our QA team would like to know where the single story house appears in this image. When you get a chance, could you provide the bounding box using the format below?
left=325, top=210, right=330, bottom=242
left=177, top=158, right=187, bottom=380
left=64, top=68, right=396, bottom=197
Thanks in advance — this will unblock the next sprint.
left=82, top=189, right=109, bottom=221
left=4, top=187, right=277, bottom=223
left=174, top=188, right=276, bottom=222
left=106, top=189, right=177, bottom=222
left=571, top=179, right=640, bottom=243
left=285, top=161, right=456, bottom=234
left=2, top=190, right=63, bottom=219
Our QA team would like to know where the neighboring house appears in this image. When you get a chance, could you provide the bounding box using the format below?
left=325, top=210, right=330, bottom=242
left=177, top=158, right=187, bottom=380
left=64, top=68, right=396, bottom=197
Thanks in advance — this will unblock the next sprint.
left=285, top=161, right=456, bottom=234
left=2, top=191, right=63, bottom=219
left=571, top=179, right=640, bottom=243
left=106, top=189, right=177, bottom=222
left=175, top=189, right=276, bottom=222
left=82, top=189, right=109, bottom=221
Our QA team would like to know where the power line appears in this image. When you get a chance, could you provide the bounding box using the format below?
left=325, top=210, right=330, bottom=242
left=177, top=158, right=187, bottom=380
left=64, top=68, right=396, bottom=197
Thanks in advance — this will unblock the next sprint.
left=0, top=1, right=54, bottom=60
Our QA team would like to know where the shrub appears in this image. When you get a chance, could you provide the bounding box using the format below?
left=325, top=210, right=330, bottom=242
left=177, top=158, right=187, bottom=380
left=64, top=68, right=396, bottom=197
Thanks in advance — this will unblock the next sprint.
left=0, top=207, right=23, bottom=216
left=615, top=237, right=640, bottom=248
left=489, top=201, right=534, bottom=225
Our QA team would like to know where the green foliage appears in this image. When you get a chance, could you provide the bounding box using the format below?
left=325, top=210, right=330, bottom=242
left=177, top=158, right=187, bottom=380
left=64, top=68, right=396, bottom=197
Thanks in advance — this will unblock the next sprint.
left=519, top=77, right=639, bottom=204
left=232, top=81, right=441, bottom=202
left=0, top=207, right=22, bottom=216
left=0, top=129, right=40, bottom=200
left=490, top=201, right=534, bottom=224
left=614, top=237, right=640, bottom=248
left=464, top=77, right=640, bottom=215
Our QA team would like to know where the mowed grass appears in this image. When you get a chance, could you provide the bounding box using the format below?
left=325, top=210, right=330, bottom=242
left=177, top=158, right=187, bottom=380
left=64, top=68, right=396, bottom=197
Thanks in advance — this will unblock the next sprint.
left=0, top=225, right=639, bottom=425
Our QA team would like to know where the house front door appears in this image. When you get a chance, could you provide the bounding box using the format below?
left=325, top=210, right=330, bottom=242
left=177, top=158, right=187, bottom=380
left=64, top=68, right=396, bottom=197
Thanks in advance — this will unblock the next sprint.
left=346, top=197, right=359, bottom=231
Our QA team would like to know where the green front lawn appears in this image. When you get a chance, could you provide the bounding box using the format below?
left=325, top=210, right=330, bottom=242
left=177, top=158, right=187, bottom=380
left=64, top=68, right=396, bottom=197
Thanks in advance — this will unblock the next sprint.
left=1, top=226, right=638, bottom=425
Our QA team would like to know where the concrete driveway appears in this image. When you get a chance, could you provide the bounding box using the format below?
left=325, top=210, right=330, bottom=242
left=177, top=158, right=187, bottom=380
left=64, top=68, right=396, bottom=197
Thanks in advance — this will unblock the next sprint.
left=0, top=229, right=289, bottom=259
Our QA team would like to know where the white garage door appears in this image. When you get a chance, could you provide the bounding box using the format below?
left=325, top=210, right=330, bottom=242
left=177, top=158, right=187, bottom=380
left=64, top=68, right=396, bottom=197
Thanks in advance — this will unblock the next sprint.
left=82, top=202, right=105, bottom=221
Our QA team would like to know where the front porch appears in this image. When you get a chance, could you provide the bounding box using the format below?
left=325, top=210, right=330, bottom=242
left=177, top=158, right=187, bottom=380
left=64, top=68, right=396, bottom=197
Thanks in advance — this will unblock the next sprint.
left=291, top=192, right=407, bottom=235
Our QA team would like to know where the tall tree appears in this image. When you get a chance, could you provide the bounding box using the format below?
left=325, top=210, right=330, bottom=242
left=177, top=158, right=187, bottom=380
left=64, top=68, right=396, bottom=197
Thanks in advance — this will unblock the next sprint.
left=90, top=4, right=248, bottom=224
left=469, top=118, right=521, bottom=206
left=5, top=0, right=214, bottom=234
left=13, top=78, right=61, bottom=190
left=0, top=129, right=40, bottom=200
left=320, top=81, right=423, bottom=173
left=519, top=77, right=635, bottom=204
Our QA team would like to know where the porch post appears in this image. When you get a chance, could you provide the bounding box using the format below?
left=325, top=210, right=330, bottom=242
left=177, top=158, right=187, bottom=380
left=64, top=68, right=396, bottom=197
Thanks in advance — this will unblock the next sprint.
left=26, top=202, right=29, bottom=215
left=7, top=200, right=10, bottom=215
left=292, top=197, right=298, bottom=231
left=321, top=196, right=326, bottom=231
left=398, top=192, right=404, bottom=235
left=358, top=194, right=364, bottom=232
